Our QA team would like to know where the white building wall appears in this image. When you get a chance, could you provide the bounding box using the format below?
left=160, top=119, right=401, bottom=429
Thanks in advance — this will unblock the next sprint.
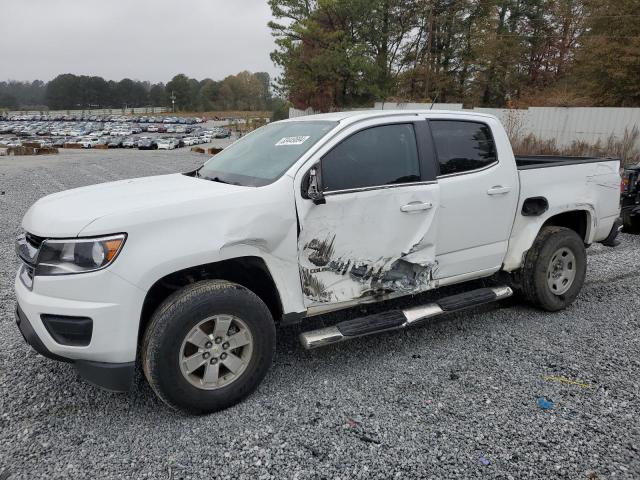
left=290, top=104, right=640, bottom=148
left=475, top=107, right=640, bottom=148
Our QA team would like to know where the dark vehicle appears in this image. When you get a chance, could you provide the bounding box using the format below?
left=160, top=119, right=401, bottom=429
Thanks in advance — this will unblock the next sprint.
left=215, top=128, right=231, bottom=139
left=621, top=163, right=640, bottom=233
left=137, top=137, right=157, bottom=150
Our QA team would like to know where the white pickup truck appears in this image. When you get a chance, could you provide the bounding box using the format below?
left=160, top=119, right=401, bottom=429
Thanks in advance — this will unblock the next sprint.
left=15, top=110, right=622, bottom=413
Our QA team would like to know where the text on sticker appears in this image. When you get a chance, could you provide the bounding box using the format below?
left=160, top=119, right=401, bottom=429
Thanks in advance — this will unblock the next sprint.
left=276, top=136, right=310, bottom=146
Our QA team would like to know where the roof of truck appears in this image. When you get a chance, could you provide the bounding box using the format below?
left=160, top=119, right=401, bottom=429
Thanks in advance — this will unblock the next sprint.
left=282, top=109, right=498, bottom=123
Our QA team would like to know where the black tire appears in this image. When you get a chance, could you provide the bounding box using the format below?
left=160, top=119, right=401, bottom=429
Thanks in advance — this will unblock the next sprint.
left=520, top=226, right=587, bottom=311
left=141, top=280, right=275, bottom=414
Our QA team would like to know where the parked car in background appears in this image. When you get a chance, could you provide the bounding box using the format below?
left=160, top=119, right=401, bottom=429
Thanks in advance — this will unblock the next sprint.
left=122, top=137, right=137, bottom=148
left=79, top=136, right=100, bottom=148
left=215, top=128, right=231, bottom=139
left=96, top=137, right=111, bottom=147
left=2, top=137, right=22, bottom=147
left=112, top=127, right=133, bottom=137
left=137, top=137, right=156, bottom=150
left=202, top=134, right=212, bottom=143
left=108, top=137, right=124, bottom=148
left=156, top=138, right=175, bottom=150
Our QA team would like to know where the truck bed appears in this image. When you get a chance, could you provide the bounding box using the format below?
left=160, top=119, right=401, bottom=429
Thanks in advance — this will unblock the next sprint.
left=515, top=155, right=615, bottom=170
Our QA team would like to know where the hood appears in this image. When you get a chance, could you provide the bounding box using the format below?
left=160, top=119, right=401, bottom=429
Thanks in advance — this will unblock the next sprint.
left=22, top=173, right=244, bottom=237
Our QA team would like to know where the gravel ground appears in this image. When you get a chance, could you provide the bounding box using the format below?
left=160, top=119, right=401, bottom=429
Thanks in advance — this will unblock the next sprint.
left=0, top=149, right=638, bottom=479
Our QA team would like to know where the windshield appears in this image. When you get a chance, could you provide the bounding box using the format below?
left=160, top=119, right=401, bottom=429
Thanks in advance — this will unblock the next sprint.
left=198, top=120, right=337, bottom=186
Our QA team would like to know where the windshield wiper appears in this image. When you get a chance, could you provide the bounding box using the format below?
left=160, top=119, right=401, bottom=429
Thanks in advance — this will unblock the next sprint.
left=202, top=175, right=239, bottom=185
left=211, top=176, right=231, bottom=184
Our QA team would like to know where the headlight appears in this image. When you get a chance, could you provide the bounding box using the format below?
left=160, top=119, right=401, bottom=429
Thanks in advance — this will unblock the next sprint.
left=35, top=234, right=126, bottom=276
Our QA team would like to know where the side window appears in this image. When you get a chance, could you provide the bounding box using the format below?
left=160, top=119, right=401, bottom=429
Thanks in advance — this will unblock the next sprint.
left=322, top=123, right=420, bottom=192
left=430, top=121, right=497, bottom=175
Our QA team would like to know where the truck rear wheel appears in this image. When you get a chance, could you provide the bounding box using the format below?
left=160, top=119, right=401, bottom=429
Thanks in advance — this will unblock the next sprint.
left=520, top=226, right=587, bottom=311
left=141, top=280, right=275, bottom=414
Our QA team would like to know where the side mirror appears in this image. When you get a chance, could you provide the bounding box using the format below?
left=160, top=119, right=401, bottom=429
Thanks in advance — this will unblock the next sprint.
left=307, top=166, right=326, bottom=205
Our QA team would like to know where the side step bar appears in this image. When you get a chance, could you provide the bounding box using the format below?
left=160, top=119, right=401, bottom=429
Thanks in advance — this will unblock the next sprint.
left=300, top=286, right=513, bottom=349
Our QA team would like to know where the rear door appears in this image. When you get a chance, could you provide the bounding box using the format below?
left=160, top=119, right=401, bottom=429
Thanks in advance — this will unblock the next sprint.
left=428, top=118, right=519, bottom=279
left=295, top=118, right=440, bottom=310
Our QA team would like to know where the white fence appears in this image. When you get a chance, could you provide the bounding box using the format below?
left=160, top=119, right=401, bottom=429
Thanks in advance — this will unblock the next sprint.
left=289, top=104, right=640, bottom=148
left=475, top=107, right=640, bottom=148
left=374, top=102, right=464, bottom=111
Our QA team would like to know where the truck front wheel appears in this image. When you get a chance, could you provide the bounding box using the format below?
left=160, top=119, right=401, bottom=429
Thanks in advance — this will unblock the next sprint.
left=519, top=226, right=587, bottom=311
left=141, top=280, right=275, bottom=414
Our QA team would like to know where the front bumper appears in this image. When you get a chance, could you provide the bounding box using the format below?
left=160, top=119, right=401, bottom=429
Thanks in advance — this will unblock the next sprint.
left=14, top=267, right=145, bottom=391
left=15, top=304, right=135, bottom=391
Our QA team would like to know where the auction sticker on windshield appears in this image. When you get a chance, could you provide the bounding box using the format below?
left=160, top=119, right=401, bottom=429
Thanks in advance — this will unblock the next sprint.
left=275, top=136, right=310, bottom=146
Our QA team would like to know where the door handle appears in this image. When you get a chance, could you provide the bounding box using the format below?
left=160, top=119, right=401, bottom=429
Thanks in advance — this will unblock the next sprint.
left=400, top=201, right=433, bottom=213
left=487, top=186, right=512, bottom=195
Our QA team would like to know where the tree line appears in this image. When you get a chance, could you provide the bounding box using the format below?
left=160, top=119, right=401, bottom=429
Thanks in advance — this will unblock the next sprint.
left=268, top=0, right=640, bottom=111
left=0, top=71, right=286, bottom=114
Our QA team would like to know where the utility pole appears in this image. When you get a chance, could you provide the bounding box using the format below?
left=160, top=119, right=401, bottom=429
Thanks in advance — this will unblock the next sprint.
left=170, top=91, right=176, bottom=113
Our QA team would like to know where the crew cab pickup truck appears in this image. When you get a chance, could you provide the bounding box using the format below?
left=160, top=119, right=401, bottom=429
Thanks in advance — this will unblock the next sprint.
left=15, top=110, right=622, bottom=413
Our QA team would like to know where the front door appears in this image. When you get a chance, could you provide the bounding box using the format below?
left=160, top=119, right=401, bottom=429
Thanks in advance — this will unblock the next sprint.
left=295, top=121, right=440, bottom=309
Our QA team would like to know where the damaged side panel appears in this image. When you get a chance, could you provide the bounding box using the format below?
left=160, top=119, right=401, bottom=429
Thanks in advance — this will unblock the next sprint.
left=297, top=185, right=440, bottom=307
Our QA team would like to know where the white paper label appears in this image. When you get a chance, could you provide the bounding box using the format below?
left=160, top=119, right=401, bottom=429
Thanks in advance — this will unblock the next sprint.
left=275, top=135, right=310, bottom=146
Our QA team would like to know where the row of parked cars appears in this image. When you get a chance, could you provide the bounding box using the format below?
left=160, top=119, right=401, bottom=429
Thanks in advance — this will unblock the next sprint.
left=2, top=113, right=205, bottom=124
left=74, top=134, right=212, bottom=150
left=1, top=127, right=231, bottom=150
left=0, top=120, right=224, bottom=138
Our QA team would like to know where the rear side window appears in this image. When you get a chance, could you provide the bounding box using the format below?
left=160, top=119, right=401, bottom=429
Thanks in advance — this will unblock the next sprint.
left=430, top=121, right=497, bottom=175
left=322, top=123, right=420, bottom=192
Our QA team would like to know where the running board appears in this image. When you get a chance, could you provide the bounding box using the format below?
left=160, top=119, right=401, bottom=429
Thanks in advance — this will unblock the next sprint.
left=300, top=286, right=513, bottom=349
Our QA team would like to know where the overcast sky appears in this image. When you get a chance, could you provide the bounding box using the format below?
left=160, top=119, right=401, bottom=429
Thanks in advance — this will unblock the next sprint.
left=0, top=0, right=278, bottom=83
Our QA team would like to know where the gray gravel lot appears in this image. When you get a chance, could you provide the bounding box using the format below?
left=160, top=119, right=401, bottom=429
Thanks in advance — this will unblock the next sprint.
left=0, top=148, right=639, bottom=479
